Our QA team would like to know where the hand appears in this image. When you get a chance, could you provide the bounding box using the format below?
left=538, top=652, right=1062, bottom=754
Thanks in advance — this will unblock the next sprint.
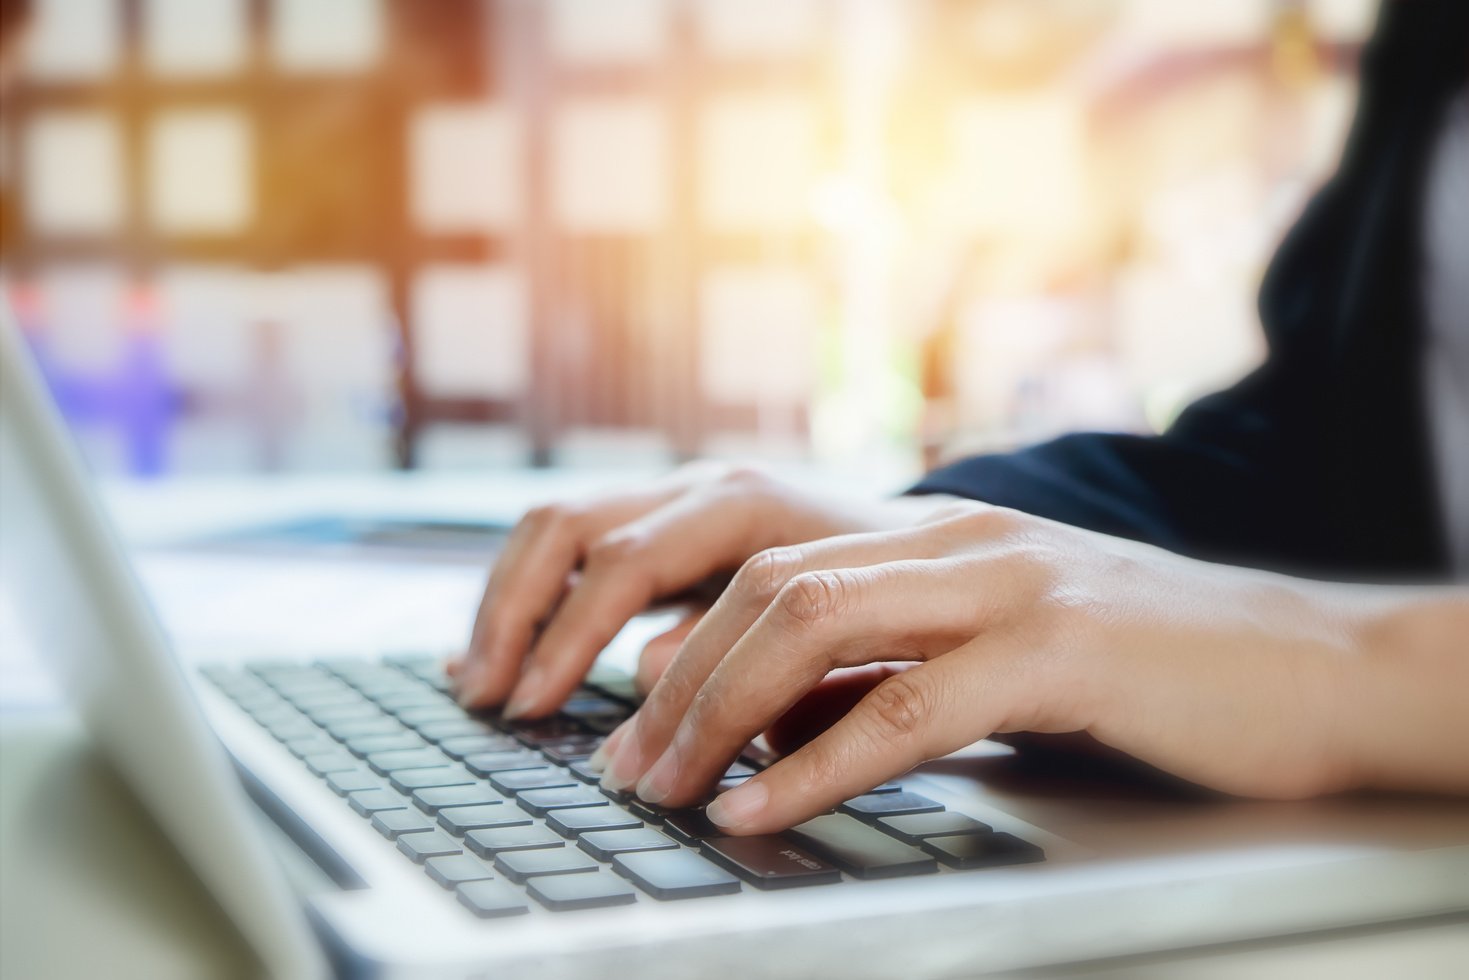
left=453, top=463, right=959, bottom=716
left=599, top=502, right=1462, bottom=834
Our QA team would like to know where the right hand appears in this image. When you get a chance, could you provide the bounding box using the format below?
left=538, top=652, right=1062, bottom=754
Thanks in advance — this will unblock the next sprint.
left=453, top=463, right=959, bottom=718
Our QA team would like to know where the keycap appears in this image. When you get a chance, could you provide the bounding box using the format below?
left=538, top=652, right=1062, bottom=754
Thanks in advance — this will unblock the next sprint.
left=412, top=783, right=505, bottom=814
left=567, top=760, right=603, bottom=784
left=419, top=720, right=500, bottom=743
left=456, top=879, right=529, bottom=919
left=558, top=696, right=626, bottom=718
left=346, top=733, right=426, bottom=757
left=286, top=689, right=364, bottom=710
left=424, top=854, right=494, bottom=889
left=462, top=751, right=545, bottom=777
left=465, top=825, right=567, bottom=857
left=439, top=805, right=533, bottom=836
left=325, top=769, right=384, bottom=796
left=546, top=807, right=643, bottom=838
left=577, top=828, right=677, bottom=863
left=540, top=737, right=602, bottom=764
left=264, top=718, right=321, bottom=741
left=395, top=705, right=468, bottom=728
left=490, top=768, right=578, bottom=795
left=516, top=786, right=607, bottom=817
left=325, top=718, right=404, bottom=740
left=785, top=814, right=937, bottom=879
left=305, top=751, right=361, bottom=776
left=838, top=791, right=944, bottom=821
left=611, top=849, right=741, bottom=901
left=376, top=690, right=451, bottom=712
left=371, top=808, right=437, bottom=839
left=527, top=871, right=638, bottom=911
left=348, top=789, right=409, bottom=816
left=627, top=799, right=671, bottom=824
left=508, top=718, right=584, bottom=746
left=700, top=836, right=842, bottom=890
left=876, top=811, right=991, bottom=845
left=663, top=810, right=721, bottom=845
left=367, top=748, right=452, bottom=775
left=389, top=766, right=476, bottom=793
left=304, top=702, right=381, bottom=724
left=439, top=735, right=515, bottom=759
left=494, top=847, right=600, bottom=884
left=919, top=832, right=1045, bottom=870
left=286, top=736, right=340, bottom=759
left=397, top=829, right=463, bottom=863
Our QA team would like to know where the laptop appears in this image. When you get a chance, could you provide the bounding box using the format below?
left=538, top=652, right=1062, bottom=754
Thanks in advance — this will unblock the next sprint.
left=4, top=308, right=1468, bottom=979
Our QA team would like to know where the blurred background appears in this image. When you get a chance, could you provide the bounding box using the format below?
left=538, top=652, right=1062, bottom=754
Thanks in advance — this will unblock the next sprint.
left=0, top=0, right=1374, bottom=481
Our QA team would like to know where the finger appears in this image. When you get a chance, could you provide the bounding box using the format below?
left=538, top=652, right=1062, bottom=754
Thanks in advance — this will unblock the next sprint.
left=634, top=556, right=1016, bottom=806
left=707, top=647, right=1025, bottom=834
left=764, top=663, right=912, bottom=755
left=460, top=491, right=667, bottom=707
left=602, top=523, right=965, bottom=791
left=501, top=485, right=776, bottom=718
left=584, top=715, right=635, bottom=774
left=636, top=610, right=706, bottom=697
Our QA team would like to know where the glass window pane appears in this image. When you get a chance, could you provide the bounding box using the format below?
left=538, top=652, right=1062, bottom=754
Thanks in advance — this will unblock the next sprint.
left=548, top=0, right=668, bottom=66
left=700, top=96, right=820, bottom=232
left=694, top=0, right=824, bottom=59
left=25, top=0, right=121, bottom=81
left=552, top=99, right=667, bottom=233
left=23, top=111, right=126, bottom=236
left=411, top=105, right=519, bottom=233
left=411, top=265, right=528, bottom=399
left=700, top=267, right=819, bottom=404
left=148, top=109, right=253, bottom=235
left=271, top=0, right=385, bottom=73
left=143, top=0, right=249, bottom=77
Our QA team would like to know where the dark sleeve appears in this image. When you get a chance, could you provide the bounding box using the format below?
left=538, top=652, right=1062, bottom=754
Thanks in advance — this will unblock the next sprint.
left=907, top=357, right=1329, bottom=571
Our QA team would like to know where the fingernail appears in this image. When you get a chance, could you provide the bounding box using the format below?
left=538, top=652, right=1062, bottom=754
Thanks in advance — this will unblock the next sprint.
left=502, top=665, right=543, bottom=719
left=600, top=720, right=643, bottom=792
left=585, top=719, right=632, bottom=774
left=635, top=745, right=679, bottom=804
left=706, top=779, right=768, bottom=830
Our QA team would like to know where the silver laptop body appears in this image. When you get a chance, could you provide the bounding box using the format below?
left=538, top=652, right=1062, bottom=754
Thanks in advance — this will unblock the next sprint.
left=4, top=308, right=1468, bottom=979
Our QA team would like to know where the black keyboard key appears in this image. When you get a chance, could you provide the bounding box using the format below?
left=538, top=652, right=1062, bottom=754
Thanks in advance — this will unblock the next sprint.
left=540, top=736, right=603, bottom=764
left=876, top=811, right=991, bottom=845
left=494, top=847, right=600, bottom=883
left=528, top=871, right=638, bottom=911
left=517, top=786, right=608, bottom=817
left=577, top=828, right=677, bottom=862
left=325, top=769, right=384, bottom=796
left=507, top=718, right=584, bottom=746
left=439, top=805, right=532, bottom=836
left=462, top=751, right=544, bottom=777
left=465, top=825, right=566, bottom=857
left=372, top=809, right=438, bottom=839
left=558, top=696, right=626, bottom=718
left=627, top=799, right=672, bottom=824
left=785, top=814, right=937, bottom=880
left=346, top=733, right=426, bottom=757
left=349, top=789, right=410, bottom=816
left=412, top=783, right=505, bottom=814
left=547, top=807, right=642, bottom=838
left=305, top=751, right=361, bottom=776
left=490, top=767, right=578, bottom=795
left=919, top=831, right=1045, bottom=869
left=700, top=836, right=842, bottom=890
left=663, top=810, right=721, bottom=845
left=389, top=766, right=476, bottom=793
left=367, top=748, right=452, bottom=775
left=424, top=854, right=494, bottom=889
left=839, top=792, right=944, bottom=821
left=397, top=830, right=463, bottom=863
left=456, top=879, right=529, bottom=919
left=567, top=760, right=603, bottom=784
left=611, top=849, right=741, bottom=901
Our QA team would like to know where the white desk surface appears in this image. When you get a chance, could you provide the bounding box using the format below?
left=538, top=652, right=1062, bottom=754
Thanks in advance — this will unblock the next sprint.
left=2, top=472, right=1467, bottom=979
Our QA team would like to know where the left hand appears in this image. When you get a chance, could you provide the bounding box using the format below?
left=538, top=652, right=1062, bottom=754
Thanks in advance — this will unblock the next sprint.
left=594, top=501, right=1382, bottom=834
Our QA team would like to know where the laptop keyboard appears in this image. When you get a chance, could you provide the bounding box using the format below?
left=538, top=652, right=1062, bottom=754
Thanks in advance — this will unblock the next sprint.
left=203, top=655, right=1045, bottom=918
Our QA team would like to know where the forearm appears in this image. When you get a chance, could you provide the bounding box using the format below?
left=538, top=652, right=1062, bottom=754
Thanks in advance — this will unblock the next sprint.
left=1344, top=588, right=1469, bottom=794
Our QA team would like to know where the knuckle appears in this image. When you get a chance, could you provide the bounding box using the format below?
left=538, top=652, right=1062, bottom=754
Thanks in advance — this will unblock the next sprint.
left=777, top=571, right=849, bottom=630
left=522, top=502, right=575, bottom=532
left=585, top=531, right=644, bottom=569
left=863, top=674, right=931, bottom=742
left=715, top=463, right=772, bottom=491
left=734, top=548, right=803, bottom=605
